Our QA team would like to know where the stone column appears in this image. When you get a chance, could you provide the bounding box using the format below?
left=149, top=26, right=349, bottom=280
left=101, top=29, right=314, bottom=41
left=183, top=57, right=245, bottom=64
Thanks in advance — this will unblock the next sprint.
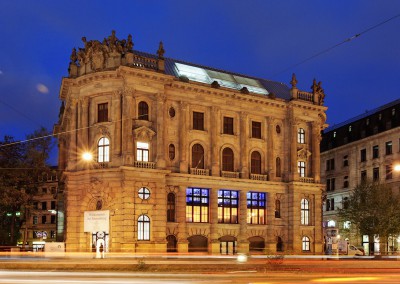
left=156, top=93, right=166, bottom=168
left=179, top=102, right=189, bottom=173
left=290, top=117, right=299, bottom=181
left=67, top=99, right=78, bottom=171
left=79, top=97, right=89, bottom=152
left=266, top=117, right=275, bottom=181
left=177, top=186, right=188, bottom=252
left=237, top=190, right=249, bottom=253
left=240, top=112, right=249, bottom=178
left=209, top=188, right=220, bottom=254
left=112, top=91, right=122, bottom=157
left=122, top=88, right=134, bottom=165
left=312, top=122, right=321, bottom=183
left=211, top=106, right=220, bottom=176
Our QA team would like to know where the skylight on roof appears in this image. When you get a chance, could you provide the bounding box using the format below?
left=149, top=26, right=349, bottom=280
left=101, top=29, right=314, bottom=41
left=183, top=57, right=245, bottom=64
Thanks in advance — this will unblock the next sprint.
left=174, top=63, right=268, bottom=95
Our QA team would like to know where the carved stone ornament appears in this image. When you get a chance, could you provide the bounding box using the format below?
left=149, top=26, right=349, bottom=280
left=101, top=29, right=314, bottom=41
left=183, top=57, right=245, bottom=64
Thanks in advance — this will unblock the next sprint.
left=133, top=126, right=156, bottom=141
left=297, top=147, right=312, bottom=160
left=98, top=126, right=111, bottom=137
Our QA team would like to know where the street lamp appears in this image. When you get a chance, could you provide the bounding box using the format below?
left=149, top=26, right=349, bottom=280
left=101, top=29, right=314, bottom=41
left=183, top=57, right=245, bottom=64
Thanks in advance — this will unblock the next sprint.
left=394, top=164, right=400, bottom=172
left=82, top=152, right=93, bottom=162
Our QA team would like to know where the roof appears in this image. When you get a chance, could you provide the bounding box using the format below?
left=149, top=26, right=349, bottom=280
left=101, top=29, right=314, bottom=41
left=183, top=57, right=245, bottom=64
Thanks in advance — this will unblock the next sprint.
left=133, top=50, right=291, bottom=100
left=324, top=98, right=400, bottom=133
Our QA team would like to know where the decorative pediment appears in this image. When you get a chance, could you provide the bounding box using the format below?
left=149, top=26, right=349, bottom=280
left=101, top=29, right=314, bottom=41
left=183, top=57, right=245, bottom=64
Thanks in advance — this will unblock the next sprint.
left=297, top=147, right=312, bottom=160
left=133, top=126, right=156, bottom=141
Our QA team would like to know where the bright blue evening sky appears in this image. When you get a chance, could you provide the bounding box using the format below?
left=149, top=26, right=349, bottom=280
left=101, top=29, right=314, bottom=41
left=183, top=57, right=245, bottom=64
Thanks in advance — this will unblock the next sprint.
left=0, top=0, right=399, bottom=165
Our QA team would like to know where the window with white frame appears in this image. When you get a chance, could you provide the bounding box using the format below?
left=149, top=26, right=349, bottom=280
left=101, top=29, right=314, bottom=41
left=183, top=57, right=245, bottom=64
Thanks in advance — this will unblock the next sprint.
left=136, top=142, right=149, bottom=161
left=298, top=161, right=306, bottom=177
left=138, top=187, right=150, bottom=200
left=302, top=236, right=310, bottom=251
left=137, top=215, right=150, bottom=240
left=297, top=128, right=305, bottom=144
left=301, top=198, right=310, bottom=225
left=98, top=137, right=110, bottom=162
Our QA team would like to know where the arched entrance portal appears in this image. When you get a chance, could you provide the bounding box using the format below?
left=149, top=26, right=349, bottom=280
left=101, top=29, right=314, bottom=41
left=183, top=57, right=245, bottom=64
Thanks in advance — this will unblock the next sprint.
left=219, top=235, right=237, bottom=255
left=248, top=236, right=265, bottom=254
left=166, top=235, right=177, bottom=252
left=188, top=235, right=208, bottom=253
left=92, top=231, right=109, bottom=258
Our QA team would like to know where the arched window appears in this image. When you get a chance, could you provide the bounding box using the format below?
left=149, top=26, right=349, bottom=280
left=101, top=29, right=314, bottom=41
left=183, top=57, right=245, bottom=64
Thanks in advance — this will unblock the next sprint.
left=137, top=215, right=150, bottom=240
left=192, top=144, right=204, bottom=169
left=222, top=148, right=234, bottom=172
left=301, top=198, right=310, bottom=225
left=167, top=193, right=175, bottom=222
left=275, top=199, right=281, bottom=218
left=302, top=236, right=310, bottom=251
left=276, top=157, right=281, bottom=177
left=169, top=144, right=175, bottom=161
left=250, top=151, right=261, bottom=174
left=138, top=101, right=149, bottom=121
left=98, top=137, right=110, bottom=162
left=298, top=128, right=305, bottom=144
left=276, top=236, right=283, bottom=252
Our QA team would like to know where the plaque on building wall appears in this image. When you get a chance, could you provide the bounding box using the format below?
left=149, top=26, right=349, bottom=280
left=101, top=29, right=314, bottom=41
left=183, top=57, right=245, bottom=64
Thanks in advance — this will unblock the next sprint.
left=84, top=210, right=110, bottom=232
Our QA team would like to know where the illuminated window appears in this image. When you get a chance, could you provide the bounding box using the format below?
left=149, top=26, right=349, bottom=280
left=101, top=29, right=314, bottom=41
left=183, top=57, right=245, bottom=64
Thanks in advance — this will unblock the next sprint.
left=138, top=215, right=150, bottom=241
left=327, top=220, right=336, bottom=227
left=302, top=236, right=310, bottom=251
left=250, top=151, right=262, bottom=175
left=218, top=190, right=239, bottom=224
left=167, top=193, right=176, bottom=222
left=192, top=144, right=204, bottom=169
left=301, top=198, right=310, bottom=225
left=298, top=161, right=306, bottom=177
left=298, top=128, right=305, bottom=144
left=98, top=137, right=110, bottom=162
left=343, top=221, right=351, bottom=229
left=138, top=187, right=150, bottom=200
left=136, top=142, right=149, bottom=161
left=138, top=101, right=149, bottom=120
left=247, top=192, right=266, bottom=224
left=186, top=188, right=209, bottom=223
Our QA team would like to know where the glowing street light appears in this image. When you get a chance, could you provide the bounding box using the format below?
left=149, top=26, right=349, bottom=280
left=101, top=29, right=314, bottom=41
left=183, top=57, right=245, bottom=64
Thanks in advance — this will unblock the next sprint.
left=82, top=152, right=93, bottom=162
left=394, top=164, right=400, bottom=172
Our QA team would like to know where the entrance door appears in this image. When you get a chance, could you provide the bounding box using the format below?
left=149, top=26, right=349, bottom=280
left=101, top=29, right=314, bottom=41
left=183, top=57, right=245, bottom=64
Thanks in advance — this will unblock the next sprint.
left=219, top=236, right=237, bottom=255
left=92, top=231, right=108, bottom=257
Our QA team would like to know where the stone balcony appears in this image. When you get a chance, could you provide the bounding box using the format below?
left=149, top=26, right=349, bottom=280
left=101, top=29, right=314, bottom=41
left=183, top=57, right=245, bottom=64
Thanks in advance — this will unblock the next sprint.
left=250, top=173, right=268, bottom=181
left=134, top=161, right=156, bottom=169
left=190, top=168, right=210, bottom=176
left=299, top=177, right=315, bottom=183
left=221, top=171, right=240, bottom=179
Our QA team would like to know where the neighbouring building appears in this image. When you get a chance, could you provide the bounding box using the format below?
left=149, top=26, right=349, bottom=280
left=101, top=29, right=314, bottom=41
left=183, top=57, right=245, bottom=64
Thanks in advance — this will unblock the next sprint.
left=19, top=171, right=60, bottom=251
left=54, top=31, right=327, bottom=254
left=321, top=99, right=400, bottom=255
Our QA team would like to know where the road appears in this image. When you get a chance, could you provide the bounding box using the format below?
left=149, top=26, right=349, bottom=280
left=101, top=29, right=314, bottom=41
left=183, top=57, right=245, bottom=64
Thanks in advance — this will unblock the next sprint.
left=0, top=270, right=400, bottom=284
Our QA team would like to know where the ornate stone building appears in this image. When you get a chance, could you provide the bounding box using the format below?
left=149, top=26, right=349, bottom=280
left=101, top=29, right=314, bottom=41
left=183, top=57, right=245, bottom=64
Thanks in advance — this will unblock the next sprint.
left=54, top=31, right=327, bottom=254
left=321, top=99, right=400, bottom=254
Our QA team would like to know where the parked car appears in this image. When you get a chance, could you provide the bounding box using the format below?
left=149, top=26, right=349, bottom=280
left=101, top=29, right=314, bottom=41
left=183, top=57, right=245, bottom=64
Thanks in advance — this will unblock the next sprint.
left=348, top=245, right=364, bottom=256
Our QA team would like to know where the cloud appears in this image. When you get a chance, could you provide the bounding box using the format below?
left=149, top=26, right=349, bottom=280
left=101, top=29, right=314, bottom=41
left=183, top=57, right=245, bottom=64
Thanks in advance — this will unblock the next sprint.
left=36, top=83, right=49, bottom=94
left=0, top=70, right=3, bottom=75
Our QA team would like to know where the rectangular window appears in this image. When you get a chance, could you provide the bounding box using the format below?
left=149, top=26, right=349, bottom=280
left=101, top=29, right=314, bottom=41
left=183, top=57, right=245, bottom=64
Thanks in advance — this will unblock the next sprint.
left=33, top=216, right=38, bottom=225
left=223, top=117, right=234, bottom=135
left=218, top=190, right=238, bottom=224
left=361, top=170, right=367, bottom=182
left=186, top=188, right=209, bottom=223
left=42, top=215, right=47, bottom=224
left=42, top=187, right=47, bottom=194
left=251, top=121, right=262, bottom=139
left=136, top=142, right=149, bottom=162
left=330, top=198, right=335, bottom=211
left=372, top=145, right=379, bottom=159
left=298, top=161, right=306, bottom=177
left=98, top=103, right=108, bottom=123
left=247, top=192, right=266, bottom=224
left=373, top=167, right=380, bottom=182
left=51, top=215, right=56, bottom=224
left=343, top=155, right=349, bottom=167
left=33, top=202, right=38, bottom=210
left=51, top=201, right=56, bottom=210
left=386, top=164, right=393, bottom=180
left=326, top=158, right=335, bottom=171
left=51, top=230, right=56, bottom=239
left=326, top=178, right=335, bottom=192
left=42, top=202, right=47, bottom=210
left=193, top=111, right=204, bottom=130
left=360, top=149, right=366, bottom=162
left=386, top=141, right=393, bottom=155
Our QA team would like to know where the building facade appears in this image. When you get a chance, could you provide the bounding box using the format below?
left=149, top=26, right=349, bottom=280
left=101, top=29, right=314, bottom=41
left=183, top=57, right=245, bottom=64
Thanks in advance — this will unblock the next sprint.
left=54, top=31, right=327, bottom=254
left=19, top=171, right=59, bottom=251
left=321, top=99, right=400, bottom=254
